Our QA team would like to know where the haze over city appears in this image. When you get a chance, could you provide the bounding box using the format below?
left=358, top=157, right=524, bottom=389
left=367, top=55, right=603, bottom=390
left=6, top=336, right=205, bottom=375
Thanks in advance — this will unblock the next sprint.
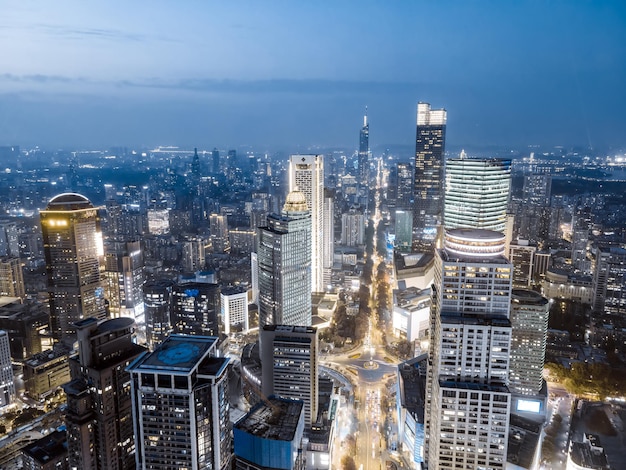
left=1, top=1, right=626, bottom=151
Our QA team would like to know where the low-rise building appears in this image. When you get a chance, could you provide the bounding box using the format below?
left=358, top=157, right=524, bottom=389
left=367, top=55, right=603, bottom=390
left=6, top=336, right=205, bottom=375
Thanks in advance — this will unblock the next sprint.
left=23, top=348, right=70, bottom=400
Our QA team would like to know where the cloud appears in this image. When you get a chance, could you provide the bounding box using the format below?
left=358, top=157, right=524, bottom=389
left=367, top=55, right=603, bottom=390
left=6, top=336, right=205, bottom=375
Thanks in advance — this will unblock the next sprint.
left=116, top=77, right=424, bottom=95
left=32, top=23, right=146, bottom=42
left=0, top=73, right=87, bottom=84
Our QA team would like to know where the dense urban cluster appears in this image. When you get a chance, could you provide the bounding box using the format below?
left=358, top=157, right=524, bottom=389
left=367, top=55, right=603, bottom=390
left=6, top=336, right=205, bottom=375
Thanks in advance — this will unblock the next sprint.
left=0, top=101, right=625, bottom=470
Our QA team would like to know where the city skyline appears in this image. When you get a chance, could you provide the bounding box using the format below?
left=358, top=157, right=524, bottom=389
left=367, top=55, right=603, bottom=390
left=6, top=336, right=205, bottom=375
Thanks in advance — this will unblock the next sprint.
left=1, top=1, right=625, bottom=150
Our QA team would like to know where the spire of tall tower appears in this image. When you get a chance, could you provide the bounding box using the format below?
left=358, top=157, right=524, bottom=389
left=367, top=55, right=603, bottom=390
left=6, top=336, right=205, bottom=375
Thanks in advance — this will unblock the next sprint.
left=364, top=106, right=368, bottom=127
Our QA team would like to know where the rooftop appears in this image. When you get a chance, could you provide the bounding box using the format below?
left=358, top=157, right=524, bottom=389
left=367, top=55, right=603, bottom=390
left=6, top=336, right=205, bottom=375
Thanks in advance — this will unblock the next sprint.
left=235, top=396, right=303, bottom=441
left=128, top=335, right=217, bottom=373
left=22, top=430, right=67, bottom=464
left=45, top=193, right=94, bottom=211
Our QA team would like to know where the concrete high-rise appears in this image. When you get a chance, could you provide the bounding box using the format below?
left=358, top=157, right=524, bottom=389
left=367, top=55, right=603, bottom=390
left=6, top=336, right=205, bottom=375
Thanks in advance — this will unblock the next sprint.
left=289, top=154, right=324, bottom=292
left=341, top=208, right=365, bottom=246
left=444, top=157, right=511, bottom=233
left=128, top=335, right=231, bottom=470
left=426, top=229, right=513, bottom=469
left=509, top=289, right=549, bottom=396
left=413, top=103, right=447, bottom=251
left=257, top=190, right=312, bottom=328
left=40, top=193, right=107, bottom=347
left=63, top=317, right=146, bottom=470
left=261, top=325, right=318, bottom=425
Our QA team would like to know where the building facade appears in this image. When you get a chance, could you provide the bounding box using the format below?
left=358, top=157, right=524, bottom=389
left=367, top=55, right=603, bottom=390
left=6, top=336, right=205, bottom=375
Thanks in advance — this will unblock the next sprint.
left=289, top=155, right=324, bottom=292
left=261, top=325, right=318, bottom=425
left=221, top=286, right=249, bottom=334
left=509, top=289, right=549, bottom=398
left=40, top=193, right=106, bottom=346
left=171, top=282, right=221, bottom=337
left=444, top=157, right=511, bottom=233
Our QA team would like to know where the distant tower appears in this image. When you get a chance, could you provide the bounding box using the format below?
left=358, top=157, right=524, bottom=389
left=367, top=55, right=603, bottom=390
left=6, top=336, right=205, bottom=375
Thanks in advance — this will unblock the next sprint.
left=40, top=193, right=106, bottom=347
left=212, top=148, right=220, bottom=174
left=64, top=317, right=146, bottom=470
left=128, top=335, right=231, bottom=470
left=444, top=157, right=511, bottom=233
left=426, top=229, right=513, bottom=468
left=357, top=108, right=369, bottom=196
left=257, top=190, right=312, bottom=328
left=261, top=325, right=319, bottom=425
left=0, top=329, right=15, bottom=408
left=191, top=147, right=200, bottom=181
left=289, top=154, right=324, bottom=292
left=413, top=103, right=447, bottom=251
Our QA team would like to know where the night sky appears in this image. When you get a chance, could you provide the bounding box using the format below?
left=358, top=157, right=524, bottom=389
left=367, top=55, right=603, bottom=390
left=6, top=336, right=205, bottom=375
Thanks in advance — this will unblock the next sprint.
left=1, top=1, right=625, bottom=152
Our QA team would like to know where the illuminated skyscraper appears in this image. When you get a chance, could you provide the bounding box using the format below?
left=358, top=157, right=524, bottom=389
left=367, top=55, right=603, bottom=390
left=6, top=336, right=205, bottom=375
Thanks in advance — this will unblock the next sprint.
left=128, top=335, right=231, bottom=470
left=103, top=240, right=145, bottom=327
left=289, top=154, right=324, bottom=292
left=257, top=190, right=311, bottom=328
left=413, top=103, right=447, bottom=250
left=40, top=193, right=106, bottom=347
left=444, top=157, right=511, bottom=233
left=426, top=229, right=513, bottom=468
left=357, top=109, right=369, bottom=196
